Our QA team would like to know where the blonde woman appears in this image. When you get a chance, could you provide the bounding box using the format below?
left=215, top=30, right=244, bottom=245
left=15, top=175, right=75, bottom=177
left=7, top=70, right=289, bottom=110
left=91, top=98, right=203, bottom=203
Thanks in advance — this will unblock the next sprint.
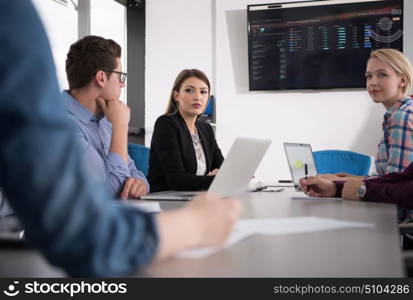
left=301, top=48, right=413, bottom=221
left=320, top=48, right=413, bottom=180
left=367, top=48, right=413, bottom=175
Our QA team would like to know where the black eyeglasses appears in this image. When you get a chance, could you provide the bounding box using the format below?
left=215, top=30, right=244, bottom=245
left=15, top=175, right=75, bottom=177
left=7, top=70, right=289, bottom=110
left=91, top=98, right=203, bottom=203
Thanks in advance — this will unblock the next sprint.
left=104, top=70, right=127, bottom=83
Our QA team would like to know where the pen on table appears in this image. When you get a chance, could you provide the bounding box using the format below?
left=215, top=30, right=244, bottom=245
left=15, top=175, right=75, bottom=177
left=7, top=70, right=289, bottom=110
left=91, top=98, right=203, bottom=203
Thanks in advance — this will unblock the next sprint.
left=278, top=180, right=292, bottom=183
left=304, top=163, right=308, bottom=179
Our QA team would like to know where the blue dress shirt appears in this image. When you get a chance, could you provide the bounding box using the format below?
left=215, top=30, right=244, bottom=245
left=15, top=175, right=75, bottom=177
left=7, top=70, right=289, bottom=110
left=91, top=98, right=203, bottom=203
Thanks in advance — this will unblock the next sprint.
left=0, top=0, right=158, bottom=276
left=64, top=93, right=149, bottom=196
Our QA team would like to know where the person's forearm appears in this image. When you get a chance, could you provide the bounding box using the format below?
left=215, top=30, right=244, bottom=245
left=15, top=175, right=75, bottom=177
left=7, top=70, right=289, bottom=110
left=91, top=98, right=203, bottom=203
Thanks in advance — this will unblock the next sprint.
left=364, top=180, right=413, bottom=209
left=370, top=162, right=413, bottom=183
left=110, top=124, right=128, bottom=163
left=154, top=209, right=201, bottom=261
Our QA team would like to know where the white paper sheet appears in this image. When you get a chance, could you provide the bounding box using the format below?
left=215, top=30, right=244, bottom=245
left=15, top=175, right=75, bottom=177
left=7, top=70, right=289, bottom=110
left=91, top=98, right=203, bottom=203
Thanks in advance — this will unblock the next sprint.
left=290, top=191, right=340, bottom=201
left=127, top=201, right=162, bottom=213
left=177, top=216, right=374, bottom=259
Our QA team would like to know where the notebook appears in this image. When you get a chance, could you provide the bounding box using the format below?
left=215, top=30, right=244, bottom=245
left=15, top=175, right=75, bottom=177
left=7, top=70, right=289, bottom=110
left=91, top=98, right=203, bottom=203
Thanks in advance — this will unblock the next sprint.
left=141, top=137, right=272, bottom=200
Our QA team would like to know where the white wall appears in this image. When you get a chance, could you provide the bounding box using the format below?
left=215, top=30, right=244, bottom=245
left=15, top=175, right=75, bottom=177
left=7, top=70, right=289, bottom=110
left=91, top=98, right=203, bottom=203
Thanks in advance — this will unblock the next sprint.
left=33, top=0, right=78, bottom=90
left=145, top=0, right=214, bottom=143
left=145, top=0, right=413, bottom=180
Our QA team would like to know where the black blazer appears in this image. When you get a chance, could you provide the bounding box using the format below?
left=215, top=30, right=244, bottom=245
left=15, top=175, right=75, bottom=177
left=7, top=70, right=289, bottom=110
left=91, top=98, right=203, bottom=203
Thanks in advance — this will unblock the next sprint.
left=148, top=112, right=224, bottom=192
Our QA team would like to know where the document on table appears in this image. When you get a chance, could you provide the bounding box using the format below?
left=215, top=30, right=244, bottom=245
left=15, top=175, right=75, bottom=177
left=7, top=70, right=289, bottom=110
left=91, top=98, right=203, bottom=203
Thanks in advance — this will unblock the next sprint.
left=290, top=191, right=340, bottom=201
left=126, top=200, right=162, bottom=213
left=177, top=216, right=374, bottom=259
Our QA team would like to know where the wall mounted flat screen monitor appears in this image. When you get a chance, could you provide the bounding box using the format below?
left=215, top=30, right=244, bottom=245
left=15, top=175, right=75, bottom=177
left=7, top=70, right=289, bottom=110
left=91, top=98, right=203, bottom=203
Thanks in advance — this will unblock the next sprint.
left=247, top=0, right=403, bottom=91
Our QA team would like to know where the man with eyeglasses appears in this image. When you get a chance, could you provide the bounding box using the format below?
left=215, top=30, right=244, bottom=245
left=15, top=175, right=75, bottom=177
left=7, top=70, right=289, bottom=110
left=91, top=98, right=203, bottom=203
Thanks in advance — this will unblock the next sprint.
left=64, top=35, right=148, bottom=199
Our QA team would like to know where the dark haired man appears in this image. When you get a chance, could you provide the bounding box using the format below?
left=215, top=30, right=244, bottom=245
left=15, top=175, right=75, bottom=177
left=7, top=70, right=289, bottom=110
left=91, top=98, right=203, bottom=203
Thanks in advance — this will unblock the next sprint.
left=64, top=36, right=148, bottom=199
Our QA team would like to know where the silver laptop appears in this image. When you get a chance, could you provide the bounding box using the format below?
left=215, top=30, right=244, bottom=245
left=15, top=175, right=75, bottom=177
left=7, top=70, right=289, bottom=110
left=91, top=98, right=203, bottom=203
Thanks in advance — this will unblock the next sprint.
left=141, top=137, right=272, bottom=200
left=283, top=143, right=318, bottom=189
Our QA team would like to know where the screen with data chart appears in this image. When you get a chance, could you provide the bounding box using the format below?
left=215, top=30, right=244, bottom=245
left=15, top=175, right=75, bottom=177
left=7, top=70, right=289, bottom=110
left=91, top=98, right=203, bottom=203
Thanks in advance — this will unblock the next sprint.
left=247, top=0, right=403, bottom=90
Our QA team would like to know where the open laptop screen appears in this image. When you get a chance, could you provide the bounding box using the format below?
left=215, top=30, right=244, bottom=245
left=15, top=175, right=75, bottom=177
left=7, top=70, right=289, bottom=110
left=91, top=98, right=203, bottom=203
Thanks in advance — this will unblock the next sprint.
left=283, top=143, right=318, bottom=188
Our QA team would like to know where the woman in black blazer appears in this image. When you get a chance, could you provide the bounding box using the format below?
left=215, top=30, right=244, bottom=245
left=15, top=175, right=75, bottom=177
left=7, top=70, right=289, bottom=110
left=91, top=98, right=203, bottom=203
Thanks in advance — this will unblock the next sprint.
left=148, top=69, right=224, bottom=192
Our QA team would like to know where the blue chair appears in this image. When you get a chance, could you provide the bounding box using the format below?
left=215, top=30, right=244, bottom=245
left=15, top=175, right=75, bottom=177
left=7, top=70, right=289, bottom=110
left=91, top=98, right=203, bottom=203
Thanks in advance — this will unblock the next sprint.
left=313, top=150, right=371, bottom=176
left=127, top=143, right=150, bottom=176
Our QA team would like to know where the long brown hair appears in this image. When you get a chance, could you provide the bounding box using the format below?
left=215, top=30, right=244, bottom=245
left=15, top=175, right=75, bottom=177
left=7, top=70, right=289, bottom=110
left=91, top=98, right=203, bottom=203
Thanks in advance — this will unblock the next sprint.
left=165, top=69, right=211, bottom=115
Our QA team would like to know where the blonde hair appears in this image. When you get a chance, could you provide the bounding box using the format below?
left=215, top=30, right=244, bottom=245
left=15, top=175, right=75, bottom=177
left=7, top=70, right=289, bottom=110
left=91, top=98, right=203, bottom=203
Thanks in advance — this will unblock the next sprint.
left=165, top=69, right=211, bottom=115
left=369, top=48, right=413, bottom=97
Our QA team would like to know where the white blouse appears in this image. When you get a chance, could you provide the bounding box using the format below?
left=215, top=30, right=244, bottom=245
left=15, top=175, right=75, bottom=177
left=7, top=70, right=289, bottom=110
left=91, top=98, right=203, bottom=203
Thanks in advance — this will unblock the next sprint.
left=191, top=133, right=207, bottom=176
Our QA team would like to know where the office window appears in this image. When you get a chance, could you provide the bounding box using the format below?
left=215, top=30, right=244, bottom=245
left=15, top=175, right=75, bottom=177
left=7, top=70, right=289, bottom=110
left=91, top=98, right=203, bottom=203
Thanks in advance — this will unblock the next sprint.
left=91, top=0, right=127, bottom=103
left=32, top=0, right=78, bottom=90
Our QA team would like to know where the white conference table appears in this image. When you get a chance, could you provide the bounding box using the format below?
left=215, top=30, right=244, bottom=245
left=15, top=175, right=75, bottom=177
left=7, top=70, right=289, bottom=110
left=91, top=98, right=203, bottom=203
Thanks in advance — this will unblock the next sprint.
left=0, top=188, right=404, bottom=277
left=142, top=188, right=404, bottom=277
